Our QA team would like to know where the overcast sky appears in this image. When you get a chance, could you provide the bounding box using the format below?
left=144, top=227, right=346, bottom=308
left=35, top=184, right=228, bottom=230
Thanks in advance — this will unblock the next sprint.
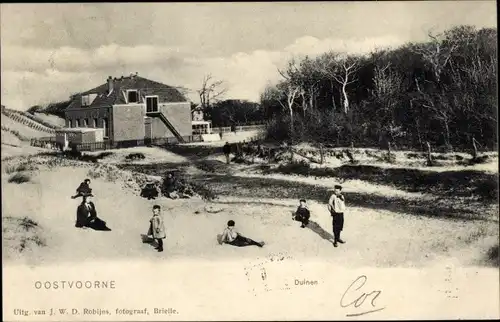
left=1, top=1, right=496, bottom=110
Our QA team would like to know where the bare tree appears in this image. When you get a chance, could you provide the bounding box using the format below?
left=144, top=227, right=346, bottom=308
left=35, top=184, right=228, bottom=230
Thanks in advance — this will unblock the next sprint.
left=299, top=57, right=321, bottom=115
left=198, top=74, right=228, bottom=109
left=412, top=31, right=459, bottom=84
left=371, top=61, right=403, bottom=143
left=278, top=59, right=308, bottom=117
left=315, top=53, right=359, bottom=114
left=276, top=82, right=301, bottom=133
left=314, top=52, right=340, bottom=112
left=277, top=60, right=305, bottom=132
left=411, top=32, right=461, bottom=151
left=334, top=57, right=360, bottom=114
left=415, top=77, right=454, bottom=150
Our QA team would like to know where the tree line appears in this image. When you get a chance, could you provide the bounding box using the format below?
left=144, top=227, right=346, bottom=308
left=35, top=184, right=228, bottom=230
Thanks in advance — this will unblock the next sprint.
left=260, top=25, right=497, bottom=151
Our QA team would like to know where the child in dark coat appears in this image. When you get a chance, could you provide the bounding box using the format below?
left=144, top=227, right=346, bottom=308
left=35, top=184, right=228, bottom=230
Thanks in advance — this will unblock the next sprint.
left=294, top=199, right=311, bottom=228
left=71, top=179, right=92, bottom=199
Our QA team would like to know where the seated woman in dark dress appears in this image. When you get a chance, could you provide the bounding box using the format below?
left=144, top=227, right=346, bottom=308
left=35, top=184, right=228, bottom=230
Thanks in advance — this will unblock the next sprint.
left=75, top=194, right=111, bottom=231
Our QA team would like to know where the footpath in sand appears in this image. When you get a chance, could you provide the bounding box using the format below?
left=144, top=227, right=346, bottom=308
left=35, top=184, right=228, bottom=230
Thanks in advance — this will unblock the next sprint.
left=2, top=146, right=498, bottom=269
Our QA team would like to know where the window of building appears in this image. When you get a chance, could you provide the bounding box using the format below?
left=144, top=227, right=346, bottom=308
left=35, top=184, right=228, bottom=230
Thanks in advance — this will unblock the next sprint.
left=127, top=90, right=139, bottom=103
left=103, top=118, right=109, bottom=138
left=75, top=119, right=79, bottom=127
left=81, top=93, right=97, bottom=106
left=81, top=95, right=90, bottom=106
left=83, top=119, right=88, bottom=127
left=93, top=118, right=98, bottom=128
left=146, top=96, right=159, bottom=113
left=69, top=120, right=73, bottom=128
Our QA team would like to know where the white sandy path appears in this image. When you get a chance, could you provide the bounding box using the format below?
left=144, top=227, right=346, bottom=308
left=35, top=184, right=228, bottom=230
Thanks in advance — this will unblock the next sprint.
left=203, top=154, right=434, bottom=201
left=3, top=166, right=497, bottom=268
left=1, top=144, right=48, bottom=160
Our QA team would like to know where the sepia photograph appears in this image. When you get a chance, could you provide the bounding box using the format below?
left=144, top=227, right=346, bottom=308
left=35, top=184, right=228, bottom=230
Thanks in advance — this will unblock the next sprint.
left=1, top=1, right=499, bottom=320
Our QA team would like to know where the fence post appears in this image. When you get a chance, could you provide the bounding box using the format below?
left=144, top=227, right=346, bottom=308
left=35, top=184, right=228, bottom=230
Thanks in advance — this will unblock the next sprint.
left=426, top=141, right=432, bottom=166
left=472, top=136, right=478, bottom=160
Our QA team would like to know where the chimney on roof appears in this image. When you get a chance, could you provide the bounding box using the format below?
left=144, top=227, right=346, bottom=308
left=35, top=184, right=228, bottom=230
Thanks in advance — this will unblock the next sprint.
left=107, top=76, right=114, bottom=94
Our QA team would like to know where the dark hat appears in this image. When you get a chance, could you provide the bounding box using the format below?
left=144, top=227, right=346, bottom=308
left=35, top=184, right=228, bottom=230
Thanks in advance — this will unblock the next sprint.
left=227, top=220, right=235, bottom=227
left=334, top=185, right=342, bottom=190
left=299, top=199, right=306, bottom=203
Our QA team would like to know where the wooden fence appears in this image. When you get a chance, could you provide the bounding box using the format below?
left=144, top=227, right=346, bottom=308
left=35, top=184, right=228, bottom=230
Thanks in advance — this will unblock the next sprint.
left=73, top=135, right=204, bottom=152
left=29, top=135, right=204, bottom=152
left=212, top=123, right=266, bottom=134
left=30, top=137, right=59, bottom=149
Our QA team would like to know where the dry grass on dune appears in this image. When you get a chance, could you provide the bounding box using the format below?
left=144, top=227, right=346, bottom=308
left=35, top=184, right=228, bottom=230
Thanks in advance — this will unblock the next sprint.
left=32, top=112, right=66, bottom=127
left=1, top=114, right=52, bottom=138
left=1, top=129, right=25, bottom=146
left=2, top=216, right=47, bottom=261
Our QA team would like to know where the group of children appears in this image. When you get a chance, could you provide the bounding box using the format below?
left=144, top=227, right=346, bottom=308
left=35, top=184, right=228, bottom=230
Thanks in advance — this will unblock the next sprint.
left=146, top=184, right=347, bottom=253
left=72, top=178, right=347, bottom=252
left=293, top=184, right=346, bottom=247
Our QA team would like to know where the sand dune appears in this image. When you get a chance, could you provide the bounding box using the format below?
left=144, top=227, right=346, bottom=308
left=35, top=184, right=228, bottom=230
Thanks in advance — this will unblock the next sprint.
left=2, top=148, right=498, bottom=268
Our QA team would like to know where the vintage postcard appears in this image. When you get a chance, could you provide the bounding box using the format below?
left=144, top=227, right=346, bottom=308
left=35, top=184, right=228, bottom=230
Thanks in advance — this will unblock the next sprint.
left=1, top=1, right=498, bottom=321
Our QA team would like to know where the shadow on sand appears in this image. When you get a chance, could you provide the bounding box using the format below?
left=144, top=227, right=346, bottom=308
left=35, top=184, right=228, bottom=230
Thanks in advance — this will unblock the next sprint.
left=485, top=244, right=499, bottom=267
left=289, top=210, right=334, bottom=244
left=306, top=220, right=335, bottom=244
left=141, top=234, right=158, bottom=248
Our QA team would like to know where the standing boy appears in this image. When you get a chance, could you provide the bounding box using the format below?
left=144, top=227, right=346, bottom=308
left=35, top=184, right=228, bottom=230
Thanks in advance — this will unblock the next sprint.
left=148, top=205, right=166, bottom=252
left=327, top=185, right=346, bottom=247
left=223, top=142, right=231, bottom=164
left=294, top=199, right=311, bottom=228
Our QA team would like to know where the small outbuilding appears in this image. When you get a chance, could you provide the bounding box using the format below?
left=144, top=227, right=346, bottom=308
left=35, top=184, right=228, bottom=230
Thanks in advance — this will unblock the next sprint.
left=55, top=127, right=104, bottom=150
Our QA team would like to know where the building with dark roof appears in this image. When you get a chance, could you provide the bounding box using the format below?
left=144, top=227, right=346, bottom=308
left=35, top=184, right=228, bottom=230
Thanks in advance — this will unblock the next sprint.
left=64, top=74, right=192, bottom=144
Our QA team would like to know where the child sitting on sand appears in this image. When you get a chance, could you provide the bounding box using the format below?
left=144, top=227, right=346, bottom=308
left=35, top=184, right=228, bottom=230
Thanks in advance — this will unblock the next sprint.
left=219, top=220, right=264, bottom=248
left=71, top=178, right=92, bottom=199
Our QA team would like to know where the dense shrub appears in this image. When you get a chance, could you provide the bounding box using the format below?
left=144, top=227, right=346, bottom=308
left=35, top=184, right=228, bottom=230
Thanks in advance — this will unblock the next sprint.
left=125, top=152, right=146, bottom=160
left=5, top=163, right=30, bottom=174
left=160, top=175, right=218, bottom=201
left=262, top=26, right=497, bottom=152
left=140, top=183, right=159, bottom=200
left=276, top=160, right=312, bottom=176
left=19, top=217, right=39, bottom=231
left=8, top=172, right=31, bottom=184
